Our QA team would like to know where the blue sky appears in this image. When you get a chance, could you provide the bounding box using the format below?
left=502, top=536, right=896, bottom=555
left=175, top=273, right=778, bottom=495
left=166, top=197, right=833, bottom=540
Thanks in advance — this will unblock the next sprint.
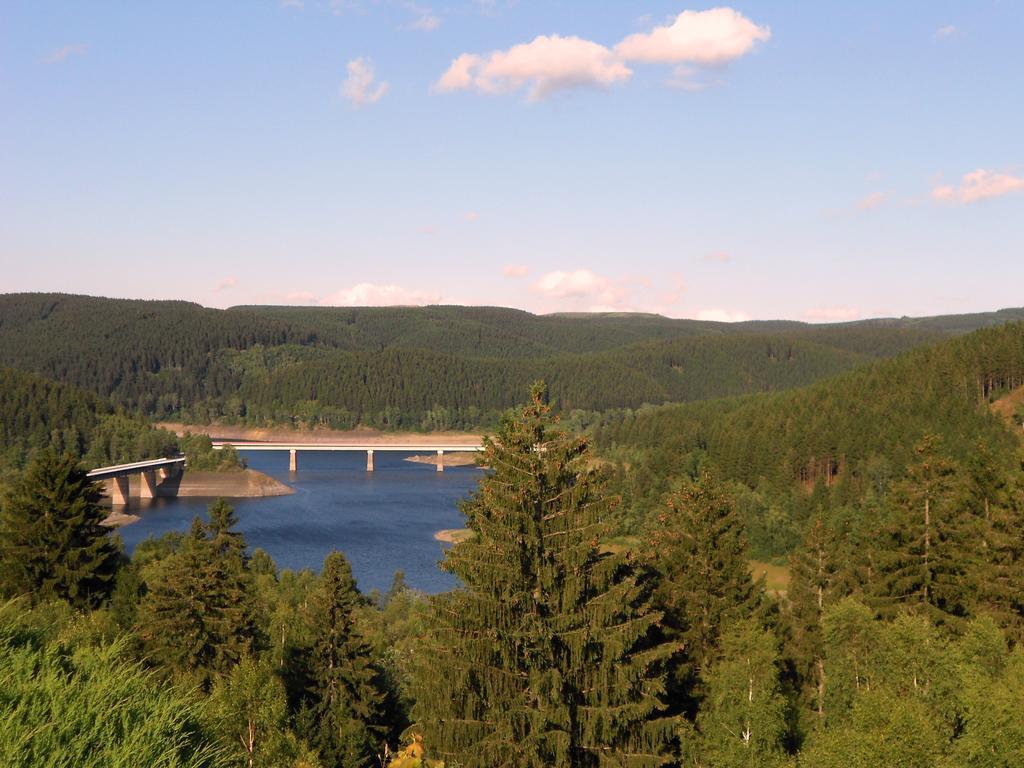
left=2, top=1, right=1022, bottom=321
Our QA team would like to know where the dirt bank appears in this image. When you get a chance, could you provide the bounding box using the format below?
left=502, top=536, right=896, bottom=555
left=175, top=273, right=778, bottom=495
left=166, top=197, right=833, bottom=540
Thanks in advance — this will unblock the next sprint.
left=405, top=451, right=480, bottom=468
left=101, top=469, right=291, bottom=528
left=158, top=423, right=484, bottom=446
left=102, top=510, right=142, bottom=528
left=101, top=467, right=291, bottom=506
left=172, top=469, right=293, bottom=498
left=434, top=528, right=473, bottom=544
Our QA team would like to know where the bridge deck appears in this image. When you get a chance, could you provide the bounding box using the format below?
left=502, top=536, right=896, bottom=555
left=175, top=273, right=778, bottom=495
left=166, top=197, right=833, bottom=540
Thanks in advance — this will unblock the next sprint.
left=212, top=442, right=484, bottom=452
left=87, top=455, right=186, bottom=481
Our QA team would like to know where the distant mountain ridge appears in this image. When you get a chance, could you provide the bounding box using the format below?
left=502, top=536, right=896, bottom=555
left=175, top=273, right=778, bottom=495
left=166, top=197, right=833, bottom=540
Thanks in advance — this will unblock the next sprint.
left=2, top=292, right=1023, bottom=431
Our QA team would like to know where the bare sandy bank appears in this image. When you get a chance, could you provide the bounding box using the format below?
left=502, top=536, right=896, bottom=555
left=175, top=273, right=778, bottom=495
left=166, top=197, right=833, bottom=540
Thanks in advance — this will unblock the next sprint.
left=172, top=469, right=293, bottom=498
left=101, top=468, right=292, bottom=528
left=434, top=528, right=473, bottom=544
left=102, top=510, right=142, bottom=528
left=158, top=423, right=484, bottom=446
left=405, top=451, right=480, bottom=468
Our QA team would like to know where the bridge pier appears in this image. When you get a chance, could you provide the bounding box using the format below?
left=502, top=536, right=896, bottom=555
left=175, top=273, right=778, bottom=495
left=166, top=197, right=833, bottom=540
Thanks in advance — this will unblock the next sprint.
left=159, top=464, right=181, bottom=481
left=289, top=449, right=297, bottom=472
left=367, top=449, right=374, bottom=472
left=437, top=449, right=444, bottom=472
left=139, top=470, right=158, bottom=499
left=109, top=476, right=130, bottom=506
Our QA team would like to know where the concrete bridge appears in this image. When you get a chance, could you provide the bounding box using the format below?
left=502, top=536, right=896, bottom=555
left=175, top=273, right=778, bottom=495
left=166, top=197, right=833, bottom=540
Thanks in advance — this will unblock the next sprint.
left=88, top=455, right=186, bottom=505
left=212, top=441, right=484, bottom=472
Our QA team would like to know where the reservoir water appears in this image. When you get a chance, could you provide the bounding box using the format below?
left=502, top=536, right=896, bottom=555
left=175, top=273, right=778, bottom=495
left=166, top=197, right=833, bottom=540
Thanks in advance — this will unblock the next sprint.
left=115, top=450, right=481, bottom=594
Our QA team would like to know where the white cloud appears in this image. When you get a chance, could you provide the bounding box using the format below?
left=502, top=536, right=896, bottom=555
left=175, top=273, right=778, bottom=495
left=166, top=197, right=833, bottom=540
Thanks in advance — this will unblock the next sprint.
left=934, top=25, right=957, bottom=40
left=320, top=283, right=443, bottom=306
left=533, top=269, right=625, bottom=304
left=435, top=35, right=632, bottom=100
left=417, top=225, right=440, bottom=236
left=804, top=306, right=860, bottom=322
left=931, top=169, right=1024, bottom=204
left=44, top=43, right=87, bottom=64
left=436, top=54, right=481, bottom=92
left=615, top=8, right=770, bottom=65
left=286, top=291, right=317, bottom=303
left=503, top=264, right=529, bottom=278
left=435, top=7, right=768, bottom=100
left=464, top=211, right=481, bottom=221
left=215, top=277, right=238, bottom=292
left=340, top=57, right=389, bottom=107
left=694, top=308, right=751, bottom=323
left=704, top=251, right=732, bottom=263
left=856, top=191, right=887, bottom=211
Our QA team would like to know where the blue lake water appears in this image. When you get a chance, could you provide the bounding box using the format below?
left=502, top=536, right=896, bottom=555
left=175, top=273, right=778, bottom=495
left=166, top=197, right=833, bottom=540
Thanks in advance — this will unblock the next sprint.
left=114, top=451, right=481, bottom=594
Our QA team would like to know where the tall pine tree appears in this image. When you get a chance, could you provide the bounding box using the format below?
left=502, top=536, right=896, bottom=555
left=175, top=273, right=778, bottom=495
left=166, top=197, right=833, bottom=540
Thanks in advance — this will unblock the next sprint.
left=962, top=441, right=1024, bottom=641
left=0, top=449, right=120, bottom=608
left=645, top=471, right=763, bottom=717
left=871, top=435, right=978, bottom=627
left=785, top=514, right=840, bottom=728
left=413, top=383, right=674, bottom=768
left=301, top=550, right=386, bottom=768
left=136, top=500, right=260, bottom=684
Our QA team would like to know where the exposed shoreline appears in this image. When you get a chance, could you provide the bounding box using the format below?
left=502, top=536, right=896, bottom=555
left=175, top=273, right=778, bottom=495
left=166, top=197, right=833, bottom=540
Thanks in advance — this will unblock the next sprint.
left=158, top=422, right=484, bottom=446
left=101, top=468, right=293, bottom=528
left=434, top=528, right=473, bottom=544
left=172, top=469, right=294, bottom=498
left=405, top=451, right=480, bottom=468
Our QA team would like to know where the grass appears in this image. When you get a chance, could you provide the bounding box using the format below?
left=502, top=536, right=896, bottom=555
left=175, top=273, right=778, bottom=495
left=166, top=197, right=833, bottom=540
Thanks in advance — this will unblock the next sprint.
left=749, top=559, right=791, bottom=595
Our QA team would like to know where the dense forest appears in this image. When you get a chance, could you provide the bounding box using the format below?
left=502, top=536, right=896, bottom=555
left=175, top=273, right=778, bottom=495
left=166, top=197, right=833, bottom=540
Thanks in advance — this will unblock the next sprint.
left=4, top=296, right=1024, bottom=765
left=3, top=293, right=1021, bottom=430
left=2, top=382, right=1023, bottom=766
left=0, top=366, right=237, bottom=480
left=593, top=321, right=1024, bottom=555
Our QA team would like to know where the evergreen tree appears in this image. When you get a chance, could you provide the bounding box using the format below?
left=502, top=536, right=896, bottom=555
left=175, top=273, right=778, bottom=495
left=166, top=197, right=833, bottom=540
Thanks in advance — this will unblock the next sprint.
left=646, top=471, right=762, bottom=716
left=785, top=514, right=840, bottom=727
left=0, top=449, right=120, bottom=608
left=413, top=383, right=674, bottom=768
left=302, top=551, right=386, bottom=768
left=870, top=435, right=978, bottom=627
left=963, top=442, right=1024, bottom=642
left=201, top=499, right=261, bottom=671
left=137, top=501, right=260, bottom=684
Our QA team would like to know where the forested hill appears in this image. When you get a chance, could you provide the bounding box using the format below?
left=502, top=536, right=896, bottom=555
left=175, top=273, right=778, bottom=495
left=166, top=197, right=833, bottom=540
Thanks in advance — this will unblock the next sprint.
left=594, top=321, right=1024, bottom=553
left=0, top=366, right=178, bottom=476
left=2, top=292, right=1023, bottom=430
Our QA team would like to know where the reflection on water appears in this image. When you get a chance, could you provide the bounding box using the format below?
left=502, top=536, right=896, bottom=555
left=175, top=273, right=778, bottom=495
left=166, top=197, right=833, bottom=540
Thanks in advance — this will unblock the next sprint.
left=114, top=450, right=480, bottom=594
